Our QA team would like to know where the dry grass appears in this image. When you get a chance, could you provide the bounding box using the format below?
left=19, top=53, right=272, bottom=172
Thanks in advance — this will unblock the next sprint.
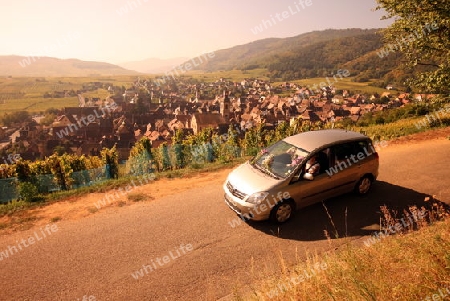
left=127, top=192, right=152, bottom=202
left=244, top=200, right=450, bottom=301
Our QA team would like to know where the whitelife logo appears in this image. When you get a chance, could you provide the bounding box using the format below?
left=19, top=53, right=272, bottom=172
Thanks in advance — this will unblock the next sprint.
left=421, top=286, right=450, bottom=301
left=265, top=261, right=328, bottom=298
left=93, top=173, right=155, bottom=210
left=153, top=52, right=215, bottom=87
left=131, top=244, right=193, bottom=279
left=306, top=69, right=350, bottom=93
left=116, top=0, right=149, bottom=16
left=363, top=208, right=426, bottom=247
left=18, top=31, right=81, bottom=68
left=0, top=223, right=58, bottom=261
left=0, top=154, right=21, bottom=171
left=376, top=23, right=438, bottom=58
left=251, top=0, right=313, bottom=34
left=324, top=140, right=388, bottom=177
left=55, top=103, right=117, bottom=139
left=414, top=105, right=450, bottom=129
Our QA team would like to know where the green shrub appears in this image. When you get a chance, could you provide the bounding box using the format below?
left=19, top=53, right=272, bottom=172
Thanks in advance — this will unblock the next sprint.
left=18, top=182, right=40, bottom=202
left=0, top=200, right=30, bottom=216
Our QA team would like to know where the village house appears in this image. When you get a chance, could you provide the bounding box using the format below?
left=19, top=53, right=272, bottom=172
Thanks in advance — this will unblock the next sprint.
left=3, top=75, right=417, bottom=163
left=191, top=113, right=228, bottom=135
left=16, top=120, right=41, bottom=142
left=51, top=115, right=78, bottom=138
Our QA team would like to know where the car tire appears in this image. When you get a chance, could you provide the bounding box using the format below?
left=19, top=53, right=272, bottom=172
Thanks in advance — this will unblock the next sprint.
left=270, top=200, right=295, bottom=223
left=355, top=175, right=373, bottom=195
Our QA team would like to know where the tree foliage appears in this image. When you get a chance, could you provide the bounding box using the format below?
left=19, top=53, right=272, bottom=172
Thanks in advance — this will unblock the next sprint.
left=40, top=113, right=56, bottom=126
left=1, top=111, right=31, bottom=127
left=376, top=0, right=450, bottom=95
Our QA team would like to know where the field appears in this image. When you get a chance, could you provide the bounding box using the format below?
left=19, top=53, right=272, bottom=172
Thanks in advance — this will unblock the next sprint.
left=0, top=75, right=138, bottom=117
left=285, top=77, right=390, bottom=94
left=185, top=68, right=271, bottom=82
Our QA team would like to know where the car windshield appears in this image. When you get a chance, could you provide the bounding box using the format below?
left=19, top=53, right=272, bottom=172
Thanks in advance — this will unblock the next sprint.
left=251, top=141, right=309, bottom=179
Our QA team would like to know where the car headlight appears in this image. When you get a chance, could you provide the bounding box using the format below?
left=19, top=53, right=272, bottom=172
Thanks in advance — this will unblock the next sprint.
left=246, top=192, right=269, bottom=205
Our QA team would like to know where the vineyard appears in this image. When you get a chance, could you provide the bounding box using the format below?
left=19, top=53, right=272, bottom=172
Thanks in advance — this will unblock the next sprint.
left=1, top=104, right=449, bottom=205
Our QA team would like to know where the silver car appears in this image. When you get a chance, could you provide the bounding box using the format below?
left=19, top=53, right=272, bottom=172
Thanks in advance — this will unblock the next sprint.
left=223, top=129, right=379, bottom=223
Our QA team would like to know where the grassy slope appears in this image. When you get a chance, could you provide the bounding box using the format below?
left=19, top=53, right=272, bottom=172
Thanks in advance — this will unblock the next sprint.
left=352, top=112, right=450, bottom=141
left=246, top=215, right=450, bottom=301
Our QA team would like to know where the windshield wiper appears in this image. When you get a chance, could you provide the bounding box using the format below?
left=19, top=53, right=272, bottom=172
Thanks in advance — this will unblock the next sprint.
left=254, top=163, right=280, bottom=180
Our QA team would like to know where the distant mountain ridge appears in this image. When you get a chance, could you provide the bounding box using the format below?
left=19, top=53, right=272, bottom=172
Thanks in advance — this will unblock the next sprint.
left=0, top=56, right=139, bottom=76
left=1, top=28, right=405, bottom=83
left=118, top=57, right=190, bottom=74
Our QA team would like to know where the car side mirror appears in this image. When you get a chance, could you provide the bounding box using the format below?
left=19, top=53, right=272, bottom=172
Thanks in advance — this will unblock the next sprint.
left=303, top=173, right=314, bottom=181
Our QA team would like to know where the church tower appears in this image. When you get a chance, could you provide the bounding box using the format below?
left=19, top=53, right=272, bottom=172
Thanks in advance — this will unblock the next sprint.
left=220, top=90, right=230, bottom=121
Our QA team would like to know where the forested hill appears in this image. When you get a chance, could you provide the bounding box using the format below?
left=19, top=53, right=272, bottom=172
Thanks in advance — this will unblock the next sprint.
left=191, top=28, right=405, bottom=82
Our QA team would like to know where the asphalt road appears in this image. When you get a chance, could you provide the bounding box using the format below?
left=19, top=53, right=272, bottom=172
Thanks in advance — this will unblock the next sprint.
left=1, top=138, right=449, bottom=301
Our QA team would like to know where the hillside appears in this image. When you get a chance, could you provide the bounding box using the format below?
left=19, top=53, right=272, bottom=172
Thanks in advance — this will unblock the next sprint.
left=0, top=56, right=139, bottom=77
left=1, top=29, right=406, bottom=82
left=193, top=29, right=380, bottom=70
left=189, top=28, right=404, bottom=83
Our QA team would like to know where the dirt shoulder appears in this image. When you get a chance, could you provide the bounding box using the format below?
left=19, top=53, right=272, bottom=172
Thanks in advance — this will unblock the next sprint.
left=0, top=168, right=233, bottom=235
left=1, top=127, right=449, bottom=236
left=386, top=126, right=450, bottom=145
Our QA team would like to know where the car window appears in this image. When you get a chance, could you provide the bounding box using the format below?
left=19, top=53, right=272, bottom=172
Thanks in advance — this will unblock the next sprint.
left=334, top=142, right=355, bottom=160
left=334, top=140, right=371, bottom=162
left=251, top=141, right=309, bottom=179
left=291, top=148, right=330, bottom=182
left=354, top=140, right=369, bottom=155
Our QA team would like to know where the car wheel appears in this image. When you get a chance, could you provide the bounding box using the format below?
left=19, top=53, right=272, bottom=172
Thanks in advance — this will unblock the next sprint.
left=355, top=176, right=372, bottom=195
left=270, top=201, right=294, bottom=223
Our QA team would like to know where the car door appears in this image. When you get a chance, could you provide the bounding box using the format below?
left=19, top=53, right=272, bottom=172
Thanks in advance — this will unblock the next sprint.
left=352, top=139, right=379, bottom=179
left=286, top=148, right=336, bottom=208
left=326, top=141, right=363, bottom=195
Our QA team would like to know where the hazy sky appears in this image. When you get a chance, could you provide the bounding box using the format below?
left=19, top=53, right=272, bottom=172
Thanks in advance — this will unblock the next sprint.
left=0, top=0, right=392, bottom=64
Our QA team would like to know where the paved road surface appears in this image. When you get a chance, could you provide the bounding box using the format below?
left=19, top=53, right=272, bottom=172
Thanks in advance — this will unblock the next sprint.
left=1, top=139, right=449, bottom=301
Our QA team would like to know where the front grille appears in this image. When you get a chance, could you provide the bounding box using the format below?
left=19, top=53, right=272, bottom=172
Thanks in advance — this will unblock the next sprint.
left=224, top=194, right=241, bottom=214
left=226, top=181, right=247, bottom=199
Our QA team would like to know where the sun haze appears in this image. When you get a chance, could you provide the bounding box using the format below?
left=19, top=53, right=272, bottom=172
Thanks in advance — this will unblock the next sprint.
left=0, top=0, right=391, bottom=63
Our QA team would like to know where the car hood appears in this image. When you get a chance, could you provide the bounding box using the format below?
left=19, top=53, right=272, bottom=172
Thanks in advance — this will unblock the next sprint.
left=226, top=161, right=281, bottom=195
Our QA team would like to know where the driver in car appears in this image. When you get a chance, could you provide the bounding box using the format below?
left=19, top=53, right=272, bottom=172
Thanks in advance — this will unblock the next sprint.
left=305, top=155, right=320, bottom=176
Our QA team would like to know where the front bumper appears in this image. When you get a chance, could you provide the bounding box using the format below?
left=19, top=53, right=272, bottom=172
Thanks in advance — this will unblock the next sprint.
left=223, top=183, right=270, bottom=221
